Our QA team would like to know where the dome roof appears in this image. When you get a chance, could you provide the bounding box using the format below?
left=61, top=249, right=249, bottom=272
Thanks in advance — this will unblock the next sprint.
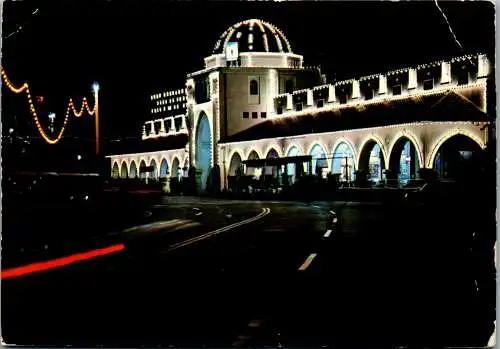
left=213, top=19, right=293, bottom=55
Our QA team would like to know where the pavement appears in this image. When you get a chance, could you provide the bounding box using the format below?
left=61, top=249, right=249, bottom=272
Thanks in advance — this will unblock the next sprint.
left=2, top=195, right=494, bottom=347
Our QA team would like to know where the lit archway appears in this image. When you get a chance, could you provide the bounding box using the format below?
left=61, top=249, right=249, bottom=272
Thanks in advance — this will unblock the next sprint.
left=111, top=162, right=119, bottom=178
left=171, top=157, right=180, bottom=180
left=183, top=158, right=189, bottom=177
left=195, top=112, right=212, bottom=192
left=388, top=137, right=421, bottom=185
left=332, top=141, right=356, bottom=182
left=310, top=144, right=327, bottom=176
left=130, top=161, right=138, bottom=179
left=149, top=159, right=158, bottom=180
left=265, top=148, right=279, bottom=178
left=286, top=145, right=301, bottom=183
left=159, top=158, right=169, bottom=178
left=139, top=160, right=147, bottom=180
left=229, top=151, right=243, bottom=176
left=120, top=162, right=128, bottom=178
left=246, top=150, right=260, bottom=177
left=432, top=134, right=483, bottom=180
left=358, top=139, right=386, bottom=183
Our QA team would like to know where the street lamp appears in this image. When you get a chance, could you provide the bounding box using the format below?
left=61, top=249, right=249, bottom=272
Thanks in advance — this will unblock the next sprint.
left=93, top=82, right=100, bottom=154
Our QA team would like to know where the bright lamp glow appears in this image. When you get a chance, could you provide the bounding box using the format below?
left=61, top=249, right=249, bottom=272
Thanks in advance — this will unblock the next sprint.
left=92, top=83, right=100, bottom=92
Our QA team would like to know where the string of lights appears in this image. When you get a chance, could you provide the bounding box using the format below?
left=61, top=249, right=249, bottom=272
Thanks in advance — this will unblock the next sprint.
left=1, top=68, right=96, bottom=145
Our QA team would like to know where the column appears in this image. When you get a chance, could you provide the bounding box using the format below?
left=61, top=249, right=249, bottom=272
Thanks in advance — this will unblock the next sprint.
left=441, top=62, right=451, bottom=84
left=408, top=69, right=417, bottom=89
left=478, top=54, right=490, bottom=78
left=352, top=80, right=360, bottom=99
left=169, top=117, right=176, bottom=133
left=327, top=84, right=336, bottom=103
left=378, top=75, right=387, bottom=95
left=306, top=89, right=313, bottom=106
left=286, top=93, right=293, bottom=110
left=148, top=121, right=155, bottom=137
left=160, top=119, right=166, bottom=135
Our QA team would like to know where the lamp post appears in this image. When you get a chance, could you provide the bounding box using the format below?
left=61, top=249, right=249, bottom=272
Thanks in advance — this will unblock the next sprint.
left=93, top=83, right=100, bottom=154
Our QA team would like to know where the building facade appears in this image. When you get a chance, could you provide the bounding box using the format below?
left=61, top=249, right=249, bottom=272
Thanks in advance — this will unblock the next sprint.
left=108, top=19, right=493, bottom=191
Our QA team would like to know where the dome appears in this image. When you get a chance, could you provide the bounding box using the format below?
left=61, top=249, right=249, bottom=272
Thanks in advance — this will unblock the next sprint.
left=213, top=19, right=293, bottom=55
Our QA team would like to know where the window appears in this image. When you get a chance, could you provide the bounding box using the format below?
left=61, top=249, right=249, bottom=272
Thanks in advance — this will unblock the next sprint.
left=458, top=67, right=469, bottom=85
left=316, top=99, right=324, bottom=108
left=243, top=112, right=249, bottom=119
left=392, top=85, right=402, bottom=96
left=277, top=107, right=283, bottom=115
left=423, top=79, right=434, bottom=90
left=261, top=112, right=267, bottom=118
left=285, top=79, right=294, bottom=94
left=295, top=103, right=303, bottom=111
left=252, top=112, right=258, bottom=119
left=364, top=89, right=374, bottom=100
left=250, top=80, right=259, bottom=95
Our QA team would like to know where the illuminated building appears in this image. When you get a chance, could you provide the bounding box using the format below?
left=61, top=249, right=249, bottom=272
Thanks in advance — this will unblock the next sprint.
left=107, top=19, right=493, bottom=192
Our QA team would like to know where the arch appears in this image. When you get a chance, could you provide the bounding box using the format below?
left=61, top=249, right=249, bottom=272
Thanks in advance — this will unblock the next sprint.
left=129, top=161, right=138, bottom=179
left=427, top=129, right=486, bottom=169
left=149, top=158, right=158, bottom=180
left=309, top=143, right=328, bottom=176
left=286, top=145, right=301, bottom=183
left=246, top=149, right=261, bottom=177
left=183, top=158, right=189, bottom=177
left=228, top=151, right=243, bottom=176
left=120, top=161, right=128, bottom=178
left=250, top=79, right=259, bottom=95
left=139, top=159, right=147, bottom=179
left=388, top=131, right=424, bottom=169
left=265, top=147, right=280, bottom=177
left=331, top=140, right=356, bottom=182
left=358, top=137, right=387, bottom=182
left=285, top=143, right=303, bottom=157
left=246, top=149, right=261, bottom=160
left=266, top=147, right=279, bottom=159
left=429, top=133, right=484, bottom=179
left=159, top=158, right=169, bottom=178
left=171, top=157, right=180, bottom=179
left=388, top=135, right=423, bottom=184
left=111, top=162, right=119, bottom=178
left=264, top=143, right=284, bottom=158
left=195, top=112, right=213, bottom=192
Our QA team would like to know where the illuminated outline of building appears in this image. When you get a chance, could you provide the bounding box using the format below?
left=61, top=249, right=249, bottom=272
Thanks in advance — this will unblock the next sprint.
left=107, top=19, right=493, bottom=191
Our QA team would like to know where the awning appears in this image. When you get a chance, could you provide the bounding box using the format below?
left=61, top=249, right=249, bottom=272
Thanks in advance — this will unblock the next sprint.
left=242, top=155, right=312, bottom=167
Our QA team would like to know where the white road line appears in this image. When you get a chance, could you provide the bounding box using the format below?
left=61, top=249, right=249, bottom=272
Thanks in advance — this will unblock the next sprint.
left=329, top=210, right=336, bottom=215
left=298, top=253, right=317, bottom=271
left=323, top=229, right=332, bottom=238
left=167, top=208, right=271, bottom=251
left=195, top=212, right=203, bottom=216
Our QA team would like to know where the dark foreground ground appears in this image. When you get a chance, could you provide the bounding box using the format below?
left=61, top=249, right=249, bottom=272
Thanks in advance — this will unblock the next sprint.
left=2, top=192, right=496, bottom=347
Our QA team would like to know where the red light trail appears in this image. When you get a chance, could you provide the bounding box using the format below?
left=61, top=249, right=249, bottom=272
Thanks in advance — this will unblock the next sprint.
left=1, top=243, right=125, bottom=280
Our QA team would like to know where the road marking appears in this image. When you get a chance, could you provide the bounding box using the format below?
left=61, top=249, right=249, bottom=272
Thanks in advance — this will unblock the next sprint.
left=332, top=217, right=338, bottom=223
left=195, top=212, right=203, bottom=216
left=298, top=253, right=317, bottom=271
left=312, top=205, right=320, bottom=209
left=329, top=210, right=336, bottom=215
left=323, top=229, right=332, bottom=238
left=167, top=208, right=271, bottom=251
left=1, top=244, right=126, bottom=280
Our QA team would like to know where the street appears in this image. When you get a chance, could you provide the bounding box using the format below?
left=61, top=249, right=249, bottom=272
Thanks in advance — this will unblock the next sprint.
left=2, top=196, right=491, bottom=347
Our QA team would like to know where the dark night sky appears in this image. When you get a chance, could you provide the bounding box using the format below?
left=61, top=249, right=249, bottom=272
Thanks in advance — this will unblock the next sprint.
left=1, top=1, right=495, bottom=150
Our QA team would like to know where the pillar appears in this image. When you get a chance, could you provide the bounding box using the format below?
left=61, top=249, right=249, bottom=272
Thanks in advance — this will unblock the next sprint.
left=328, top=85, right=336, bottom=103
left=379, top=75, right=387, bottom=95
left=286, top=93, right=293, bottom=110
left=408, top=69, right=417, bottom=90
left=306, top=89, right=313, bottom=106
left=441, top=62, right=451, bottom=84
left=352, top=80, right=360, bottom=99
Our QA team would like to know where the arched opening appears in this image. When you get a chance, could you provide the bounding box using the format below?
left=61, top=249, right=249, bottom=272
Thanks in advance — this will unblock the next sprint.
left=195, top=112, right=213, bottom=192
left=246, top=150, right=260, bottom=177
left=171, top=157, right=180, bottom=180
left=433, top=134, right=483, bottom=180
left=129, top=161, right=137, bottom=179
left=250, top=80, right=259, bottom=95
left=111, top=162, right=119, bottom=178
left=183, top=158, right=189, bottom=178
left=139, top=160, right=147, bottom=180
left=159, top=158, right=169, bottom=178
left=359, top=140, right=386, bottom=183
left=120, top=162, right=128, bottom=179
left=149, top=159, right=158, bottom=180
left=286, top=146, right=300, bottom=183
left=310, top=144, right=327, bottom=177
left=332, top=142, right=356, bottom=183
left=389, top=137, right=421, bottom=185
left=265, top=148, right=279, bottom=178
left=229, top=152, right=243, bottom=176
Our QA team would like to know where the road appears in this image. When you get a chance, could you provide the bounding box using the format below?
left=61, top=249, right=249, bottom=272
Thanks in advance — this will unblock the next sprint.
left=2, top=196, right=493, bottom=347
